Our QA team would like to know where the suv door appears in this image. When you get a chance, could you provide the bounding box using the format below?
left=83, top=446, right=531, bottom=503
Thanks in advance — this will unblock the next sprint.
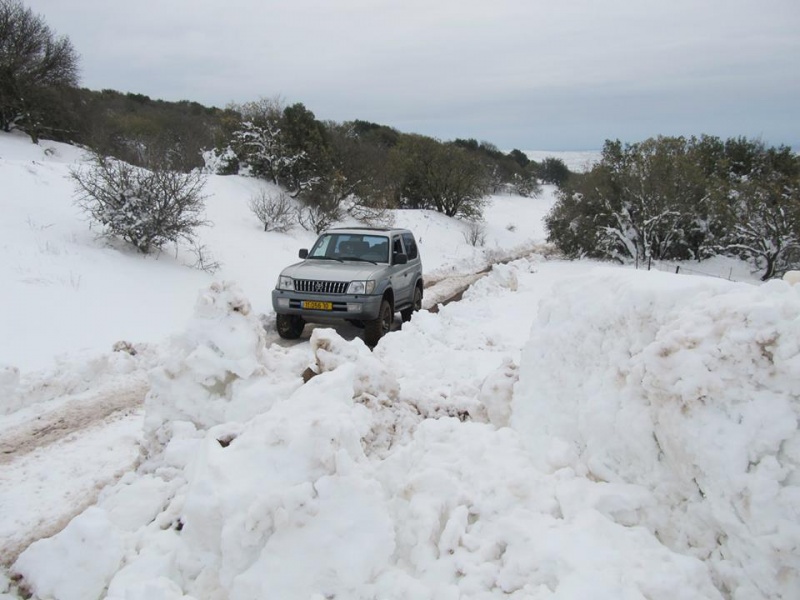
left=389, top=235, right=413, bottom=306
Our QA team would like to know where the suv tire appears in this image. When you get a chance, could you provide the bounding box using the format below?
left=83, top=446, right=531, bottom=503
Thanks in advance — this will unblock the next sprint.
left=401, top=286, right=423, bottom=322
left=364, top=299, right=392, bottom=346
left=276, top=314, right=305, bottom=339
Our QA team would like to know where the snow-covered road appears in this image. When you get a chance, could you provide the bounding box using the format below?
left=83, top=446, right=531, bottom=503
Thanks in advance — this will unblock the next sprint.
left=0, top=262, right=513, bottom=569
left=2, top=133, right=797, bottom=599
left=3, top=258, right=800, bottom=600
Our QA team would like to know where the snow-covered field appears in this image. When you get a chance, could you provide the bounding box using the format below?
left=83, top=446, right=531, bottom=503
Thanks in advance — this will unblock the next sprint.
left=1, top=131, right=798, bottom=599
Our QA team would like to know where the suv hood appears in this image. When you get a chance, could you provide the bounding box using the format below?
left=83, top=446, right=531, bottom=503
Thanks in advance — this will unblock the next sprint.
left=282, top=260, right=384, bottom=282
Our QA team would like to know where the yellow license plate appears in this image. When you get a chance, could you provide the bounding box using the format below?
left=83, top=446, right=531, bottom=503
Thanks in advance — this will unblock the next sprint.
left=302, top=301, right=333, bottom=310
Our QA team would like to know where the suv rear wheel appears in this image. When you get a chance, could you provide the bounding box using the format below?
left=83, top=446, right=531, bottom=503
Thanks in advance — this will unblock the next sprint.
left=401, top=285, right=423, bottom=322
left=276, top=314, right=305, bottom=339
left=364, top=299, right=392, bottom=346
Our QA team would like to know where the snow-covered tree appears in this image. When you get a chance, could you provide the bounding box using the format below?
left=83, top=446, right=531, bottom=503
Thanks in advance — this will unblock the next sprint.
left=229, top=98, right=329, bottom=198
left=548, top=137, right=708, bottom=263
left=714, top=146, right=800, bottom=279
left=232, top=119, right=290, bottom=184
left=546, top=136, right=800, bottom=277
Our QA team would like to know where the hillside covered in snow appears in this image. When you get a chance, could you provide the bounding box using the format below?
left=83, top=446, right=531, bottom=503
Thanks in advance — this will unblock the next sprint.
left=0, top=132, right=798, bottom=599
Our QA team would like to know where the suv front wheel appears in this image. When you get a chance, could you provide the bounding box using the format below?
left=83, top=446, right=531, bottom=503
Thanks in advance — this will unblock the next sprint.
left=364, top=299, right=393, bottom=346
left=276, top=314, right=305, bottom=339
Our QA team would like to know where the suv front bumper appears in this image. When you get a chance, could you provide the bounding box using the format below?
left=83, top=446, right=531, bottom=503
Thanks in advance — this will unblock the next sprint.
left=272, top=289, right=384, bottom=321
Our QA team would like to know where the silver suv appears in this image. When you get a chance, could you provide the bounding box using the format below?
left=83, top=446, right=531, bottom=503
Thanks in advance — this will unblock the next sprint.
left=272, top=227, right=423, bottom=346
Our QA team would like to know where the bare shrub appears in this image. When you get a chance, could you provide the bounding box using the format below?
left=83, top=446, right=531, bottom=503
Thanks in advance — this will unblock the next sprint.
left=189, top=241, right=221, bottom=273
left=72, top=153, right=208, bottom=254
left=295, top=185, right=345, bottom=234
left=248, top=189, right=294, bottom=232
left=463, top=220, right=487, bottom=247
left=347, top=201, right=395, bottom=228
left=297, top=202, right=340, bottom=234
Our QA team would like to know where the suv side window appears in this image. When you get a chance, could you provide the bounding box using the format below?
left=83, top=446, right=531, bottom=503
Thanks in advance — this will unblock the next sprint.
left=401, top=233, right=418, bottom=260
left=391, top=236, right=404, bottom=264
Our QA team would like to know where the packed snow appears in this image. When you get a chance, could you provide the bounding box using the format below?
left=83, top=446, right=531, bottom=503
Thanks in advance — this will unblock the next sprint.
left=0, top=131, right=798, bottom=599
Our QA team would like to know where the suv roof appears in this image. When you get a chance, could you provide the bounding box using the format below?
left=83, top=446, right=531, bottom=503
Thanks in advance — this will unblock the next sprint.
left=325, top=226, right=413, bottom=235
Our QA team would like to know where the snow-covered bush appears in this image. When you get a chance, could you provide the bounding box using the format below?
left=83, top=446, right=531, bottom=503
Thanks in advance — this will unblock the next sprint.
left=545, top=135, right=800, bottom=279
left=202, top=146, right=238, bottom=175
left=72, top=153, right=208, bottom=254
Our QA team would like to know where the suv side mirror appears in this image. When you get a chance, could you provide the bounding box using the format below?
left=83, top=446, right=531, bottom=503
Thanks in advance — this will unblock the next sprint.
left=299, top=249, right=309, bottom=259
left=393, top=252, right=408, bottom=265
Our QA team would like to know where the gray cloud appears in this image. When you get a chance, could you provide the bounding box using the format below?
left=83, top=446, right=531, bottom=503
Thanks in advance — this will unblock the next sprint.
left=25, top=0, right=800, bottom=149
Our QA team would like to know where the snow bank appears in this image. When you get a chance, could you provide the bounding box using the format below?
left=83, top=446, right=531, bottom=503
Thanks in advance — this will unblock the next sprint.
left=142, top=281, right=304, bottom=454
left=512, top=268, right=800, bottom=598
left=784, top=270, right=800, bottom=286
left=14, top=269, right=733, bottom=600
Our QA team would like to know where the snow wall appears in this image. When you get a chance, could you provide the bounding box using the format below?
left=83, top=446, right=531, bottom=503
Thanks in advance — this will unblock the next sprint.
left=512, top=268, right=800, bottom=599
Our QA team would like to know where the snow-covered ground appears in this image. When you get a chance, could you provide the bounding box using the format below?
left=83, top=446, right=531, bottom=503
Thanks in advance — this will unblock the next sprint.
left=1, top=131, right=798, bottom=599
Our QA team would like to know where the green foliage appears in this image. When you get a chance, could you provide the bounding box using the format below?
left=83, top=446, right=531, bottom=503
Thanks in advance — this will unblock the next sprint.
left=546, top=135, right=800, bottom=278
left=325, top=121, right=395, bottom=208
left=0, top=0, right=79, bottom=141
left=350, top=120, right=401, bottom=148
left=390, top=135, right=490, bottom=218
left=453, top=139, right=541, bottom=197
left=537, top=157, right=571, bottom=187
left=74, top=89, right=233, bottom=171
left=507, top=149, right=530, bottom=168
left=280, top=102, right=332, bottom=194
left=544, top=166, right=608, bottom=258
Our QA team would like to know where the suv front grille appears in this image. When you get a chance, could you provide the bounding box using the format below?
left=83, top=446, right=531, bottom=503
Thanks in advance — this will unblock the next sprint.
left=294, top=279, right=348, bottom=294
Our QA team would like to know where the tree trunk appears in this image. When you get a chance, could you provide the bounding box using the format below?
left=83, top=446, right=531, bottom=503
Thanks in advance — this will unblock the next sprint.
left=762, top=253, right=777, bottom=281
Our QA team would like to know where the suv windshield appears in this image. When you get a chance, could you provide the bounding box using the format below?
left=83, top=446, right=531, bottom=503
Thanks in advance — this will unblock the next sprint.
left=309, top=233, right=390, bottom=263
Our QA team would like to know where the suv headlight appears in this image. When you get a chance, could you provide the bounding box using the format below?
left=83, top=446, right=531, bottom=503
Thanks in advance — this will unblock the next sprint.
left=347, top=280, right=376, bottom=295
left=277, top=275, right=294, bottom=290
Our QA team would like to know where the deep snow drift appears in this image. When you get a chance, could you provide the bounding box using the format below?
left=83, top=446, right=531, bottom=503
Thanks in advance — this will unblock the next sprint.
left=1, top=132, right=798, bottom=599
left=9, top=265, right=800, bottom=600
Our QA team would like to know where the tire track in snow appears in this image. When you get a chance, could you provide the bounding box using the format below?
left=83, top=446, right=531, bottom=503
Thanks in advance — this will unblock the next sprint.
left=0, top=411, right=144, bottom=567
left=0, top=378, right=147, bottom=464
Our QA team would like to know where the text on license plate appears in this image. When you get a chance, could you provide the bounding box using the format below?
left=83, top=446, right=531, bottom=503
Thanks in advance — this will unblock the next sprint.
left=302, top=300, right=333, bottom=310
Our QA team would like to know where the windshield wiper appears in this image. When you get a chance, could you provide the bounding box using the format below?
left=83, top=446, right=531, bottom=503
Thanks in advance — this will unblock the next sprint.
left=339, top=256, right=377, bottom=265
left=310, top=256, right=343, bottom=262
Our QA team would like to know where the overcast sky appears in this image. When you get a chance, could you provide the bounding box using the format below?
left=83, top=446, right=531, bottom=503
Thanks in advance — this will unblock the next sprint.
left=24, top=0, right=800, bottom=150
